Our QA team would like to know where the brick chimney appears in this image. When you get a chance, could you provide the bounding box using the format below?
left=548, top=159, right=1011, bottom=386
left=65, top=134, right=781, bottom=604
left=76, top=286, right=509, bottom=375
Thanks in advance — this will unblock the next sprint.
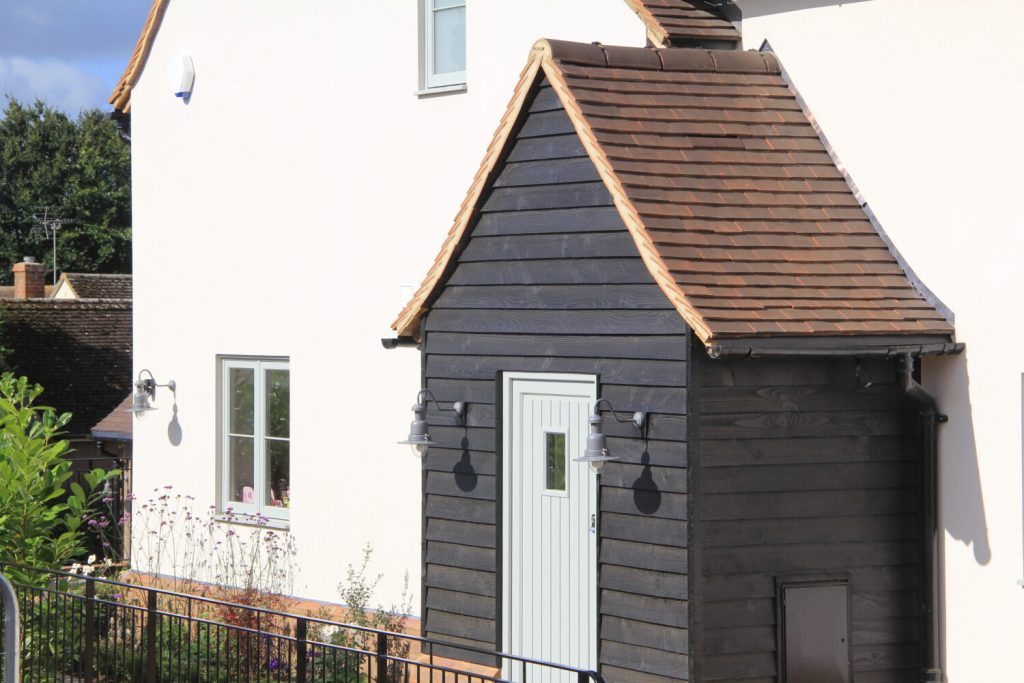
left=13, top=257, right=46, bottom=299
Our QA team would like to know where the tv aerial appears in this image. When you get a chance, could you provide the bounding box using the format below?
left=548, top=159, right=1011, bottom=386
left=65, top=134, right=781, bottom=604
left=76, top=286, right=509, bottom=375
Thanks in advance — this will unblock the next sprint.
left=30, top=207, right=74, bottom=283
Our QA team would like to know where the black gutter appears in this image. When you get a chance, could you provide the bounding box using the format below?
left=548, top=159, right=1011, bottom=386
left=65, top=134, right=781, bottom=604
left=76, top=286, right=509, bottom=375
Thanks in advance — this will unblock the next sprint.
left=896, top=353, right=944, bottom=683
left=91, top=430, right=133, bottom=443
left=381, top=336, right=418, bottom=350
left=707, top=341, right=964, bottom=359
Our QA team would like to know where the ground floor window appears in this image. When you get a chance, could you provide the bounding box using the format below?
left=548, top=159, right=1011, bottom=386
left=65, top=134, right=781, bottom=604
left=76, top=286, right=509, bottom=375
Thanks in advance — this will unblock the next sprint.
left=220, top=357, right=290, bottom=521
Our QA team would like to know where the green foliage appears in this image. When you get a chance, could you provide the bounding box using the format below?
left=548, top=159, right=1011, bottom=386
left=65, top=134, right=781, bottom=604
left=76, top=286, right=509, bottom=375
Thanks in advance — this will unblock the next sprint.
left=0, top=97, right=130, bottom=283
left=0, top=373, right=118, bottom=583
left=331, top=545, right=413, bottom=663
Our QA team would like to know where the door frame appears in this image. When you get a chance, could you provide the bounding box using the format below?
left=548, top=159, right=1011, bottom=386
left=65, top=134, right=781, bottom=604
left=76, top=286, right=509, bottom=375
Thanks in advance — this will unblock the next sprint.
left=499, top=371, right=599, bottom=665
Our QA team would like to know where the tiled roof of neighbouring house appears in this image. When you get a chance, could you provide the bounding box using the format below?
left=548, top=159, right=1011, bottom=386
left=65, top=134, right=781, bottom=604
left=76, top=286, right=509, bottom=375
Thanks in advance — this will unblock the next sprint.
left=109, top=0, right=169, bottom=113
left=624, top=0, right=741, bottom=47
left=91, top=393, right=133, bottom=441
left=58, top=273, right=132, bottom=300
left=393, top=40, right=955, bottom=350
left=0, top=300, right=132, bottom=435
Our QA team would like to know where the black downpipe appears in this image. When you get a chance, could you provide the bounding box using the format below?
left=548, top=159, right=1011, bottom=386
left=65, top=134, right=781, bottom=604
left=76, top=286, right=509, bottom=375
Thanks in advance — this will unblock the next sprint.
left=896, top=353, right=944, bottom=683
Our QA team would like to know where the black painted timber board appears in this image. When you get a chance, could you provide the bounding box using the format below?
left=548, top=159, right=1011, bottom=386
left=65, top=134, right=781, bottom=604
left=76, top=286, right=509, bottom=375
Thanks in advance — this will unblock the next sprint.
left=447, top=258, right=654, bottom=286
left=426, top=333, right=686, bottom=361
left=491, top=158, right=603, bottom=189
left=457, top=231, right=633, bottom=261
left=472, top=206, right=623, bottom=235
left=433, top=284, right=672, bottom=310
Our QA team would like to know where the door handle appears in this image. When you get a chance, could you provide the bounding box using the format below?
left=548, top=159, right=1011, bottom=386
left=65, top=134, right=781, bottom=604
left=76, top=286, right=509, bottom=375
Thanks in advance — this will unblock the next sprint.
left=589, top=513, right=597, bottom=534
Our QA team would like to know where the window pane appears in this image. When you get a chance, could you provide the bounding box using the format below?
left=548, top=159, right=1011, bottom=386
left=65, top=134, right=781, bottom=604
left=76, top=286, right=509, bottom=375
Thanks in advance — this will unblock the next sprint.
left=266, top=439, right=290, bottom=508
left=228, top=436, right=255, bottom=504
left=433, top=0, right=463, bottom=8
left=229, top=368, right=254, bottom=435
left=546, top=432, right=566, bottom=491
left=265, top=369, right=290, bottom=438
left=433, top=6, right=466, bottom=75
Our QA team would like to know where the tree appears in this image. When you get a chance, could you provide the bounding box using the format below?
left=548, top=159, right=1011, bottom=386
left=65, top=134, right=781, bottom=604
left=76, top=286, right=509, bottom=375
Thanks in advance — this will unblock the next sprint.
left=0, top=97, right=130, bottom=283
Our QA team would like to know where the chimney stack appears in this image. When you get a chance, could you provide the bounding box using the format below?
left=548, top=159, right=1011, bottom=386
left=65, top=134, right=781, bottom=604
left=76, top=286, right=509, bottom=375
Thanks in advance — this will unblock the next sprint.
left=13, top=257, right=46, bottom=299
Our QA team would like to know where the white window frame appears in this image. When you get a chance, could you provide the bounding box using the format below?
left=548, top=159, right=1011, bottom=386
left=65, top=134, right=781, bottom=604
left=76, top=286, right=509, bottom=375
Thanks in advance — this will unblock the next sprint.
left=219, top=357, right=290, bottom=523
left=422, top=0, right=466, bottom=90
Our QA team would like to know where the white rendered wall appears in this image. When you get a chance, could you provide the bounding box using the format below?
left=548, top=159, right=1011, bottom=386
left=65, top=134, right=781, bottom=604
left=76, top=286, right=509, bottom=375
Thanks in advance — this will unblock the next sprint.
left=130, top=0, right=643, bottom=613
left=735, top=1, right=1024, bottom=680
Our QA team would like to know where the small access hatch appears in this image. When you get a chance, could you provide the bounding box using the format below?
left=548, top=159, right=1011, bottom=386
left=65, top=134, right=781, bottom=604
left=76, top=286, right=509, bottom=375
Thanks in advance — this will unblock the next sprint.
left=781, top=582, right=851, bottom=683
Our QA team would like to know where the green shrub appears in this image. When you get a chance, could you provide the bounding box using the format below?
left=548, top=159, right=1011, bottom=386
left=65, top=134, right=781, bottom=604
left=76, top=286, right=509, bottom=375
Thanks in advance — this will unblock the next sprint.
left=0, top=373, right=118, bottom=584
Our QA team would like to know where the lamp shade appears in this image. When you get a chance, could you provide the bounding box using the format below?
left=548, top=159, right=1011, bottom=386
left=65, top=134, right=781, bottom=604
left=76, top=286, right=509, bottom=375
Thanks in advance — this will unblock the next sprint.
left=573, top=412, right=619, bottom=472
left=398, top=402, right=437, bottom=457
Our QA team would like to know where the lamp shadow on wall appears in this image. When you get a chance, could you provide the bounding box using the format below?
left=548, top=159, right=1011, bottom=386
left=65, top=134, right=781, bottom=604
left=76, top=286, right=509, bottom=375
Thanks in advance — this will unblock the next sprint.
left=739, top=0, right=875, bottom=19
left=632, top=451, right=662, bottom=515
left=930, top=352, right=990, bottom=566
left=167, top=401, right=183, bottom=447
left=453, top=435, right=478, bottom=493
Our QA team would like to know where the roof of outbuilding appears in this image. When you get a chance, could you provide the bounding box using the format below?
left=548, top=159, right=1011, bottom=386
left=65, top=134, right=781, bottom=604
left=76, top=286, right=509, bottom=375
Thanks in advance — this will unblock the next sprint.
left=91, top=393, right=133, bottom=441
left=109, top=0, right=169, bottom=113
left=392, top=40, right=954, bottom=350
left=624, top=0, right=741, bottom=47
left=0, top=299, right=132, bottom=435
left=57, top=273, right=132, bottom=300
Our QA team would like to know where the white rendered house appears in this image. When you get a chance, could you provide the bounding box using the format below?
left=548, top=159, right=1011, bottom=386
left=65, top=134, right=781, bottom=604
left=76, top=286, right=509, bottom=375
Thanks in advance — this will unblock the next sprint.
left=116, top=1, right=1023, bottom=680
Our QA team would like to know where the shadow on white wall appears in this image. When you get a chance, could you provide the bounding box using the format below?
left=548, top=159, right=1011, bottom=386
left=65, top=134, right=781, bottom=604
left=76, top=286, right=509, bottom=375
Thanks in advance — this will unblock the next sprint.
left=931, top=352, right=990, bottom=566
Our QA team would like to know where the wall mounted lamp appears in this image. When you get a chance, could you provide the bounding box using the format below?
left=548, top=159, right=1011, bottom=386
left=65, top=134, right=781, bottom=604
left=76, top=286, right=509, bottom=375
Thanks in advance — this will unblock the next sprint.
left=574, top=398, right=646, bottom=473
left=129, top=369, right=176, bottom=417
left=399, top=389, right=466, bottom=457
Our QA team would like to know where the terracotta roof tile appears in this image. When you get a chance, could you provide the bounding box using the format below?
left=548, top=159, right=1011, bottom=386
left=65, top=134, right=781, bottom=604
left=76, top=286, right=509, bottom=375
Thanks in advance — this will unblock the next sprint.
left=392, top=40, right=955, bottom=347
left=624, top=1, right=741, bottom=47
left=109, top=0, right=169, bottom=113
left=0, top=300, right=132, bottom=435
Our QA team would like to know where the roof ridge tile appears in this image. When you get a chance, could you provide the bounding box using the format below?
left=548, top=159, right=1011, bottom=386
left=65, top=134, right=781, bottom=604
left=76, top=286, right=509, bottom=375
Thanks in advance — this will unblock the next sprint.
left=544, top=39, right=780, bottom=76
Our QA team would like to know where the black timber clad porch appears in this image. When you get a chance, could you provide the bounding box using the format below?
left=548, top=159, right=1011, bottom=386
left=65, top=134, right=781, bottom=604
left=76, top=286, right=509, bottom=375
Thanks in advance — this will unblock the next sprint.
left=420, top=79, right=691, bottom=681
left=690, top=350, right=926, bottom=683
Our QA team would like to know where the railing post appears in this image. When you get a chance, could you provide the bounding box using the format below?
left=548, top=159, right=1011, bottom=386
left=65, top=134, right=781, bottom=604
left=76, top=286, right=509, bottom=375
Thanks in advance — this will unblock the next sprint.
left=376, top=632, right=389, bottom=683
left=145, top=589, right=158, bottom=683
left=0, top=572, right=20, bottom=683
left=83, top=578, right=95, bottom=683
left=295, top=617, right=307, bottom=682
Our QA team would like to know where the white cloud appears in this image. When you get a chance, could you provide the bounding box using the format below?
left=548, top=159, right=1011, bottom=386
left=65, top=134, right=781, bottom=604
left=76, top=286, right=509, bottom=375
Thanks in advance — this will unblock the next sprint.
left=0, top=57, right=109, bottom=116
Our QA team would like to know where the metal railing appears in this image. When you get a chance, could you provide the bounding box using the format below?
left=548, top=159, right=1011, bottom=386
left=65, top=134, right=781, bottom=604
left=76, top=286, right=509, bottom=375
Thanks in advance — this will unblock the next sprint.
left=0, top=564, right=603, bottom=683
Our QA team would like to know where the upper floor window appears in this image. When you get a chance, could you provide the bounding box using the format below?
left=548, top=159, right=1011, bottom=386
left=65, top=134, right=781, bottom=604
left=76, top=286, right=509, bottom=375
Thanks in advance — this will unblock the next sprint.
left=221, top=357, right=290, bottom=522
left=423, top=0, right=466, bottom=90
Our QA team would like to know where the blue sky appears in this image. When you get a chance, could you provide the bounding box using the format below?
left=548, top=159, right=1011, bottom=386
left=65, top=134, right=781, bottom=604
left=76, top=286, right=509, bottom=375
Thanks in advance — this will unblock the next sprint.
left=0, top=0, right=152, bottom=116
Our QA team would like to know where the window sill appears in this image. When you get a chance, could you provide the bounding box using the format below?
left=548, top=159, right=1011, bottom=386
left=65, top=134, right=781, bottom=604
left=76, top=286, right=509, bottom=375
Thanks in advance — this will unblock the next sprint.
left=414, top=83, right=467, bottom=98
left=215, top=513, right=289, bottom=531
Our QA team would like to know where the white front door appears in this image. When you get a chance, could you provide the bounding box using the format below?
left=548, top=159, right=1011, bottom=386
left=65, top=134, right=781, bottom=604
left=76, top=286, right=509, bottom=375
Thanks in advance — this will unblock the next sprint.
left=502, top=373, right=598, bottom=682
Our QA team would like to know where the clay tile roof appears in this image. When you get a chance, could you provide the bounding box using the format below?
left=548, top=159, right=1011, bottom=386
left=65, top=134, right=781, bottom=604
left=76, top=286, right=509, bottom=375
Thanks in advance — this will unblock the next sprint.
left=0, top=300, right=132, bottom=435
left=58, top=273, right=132, bottom=300
left=624, top=0, right=741, bottom=47
left=109, top=0, right=169, bottom=113
left=392, top=40, right=955, bottom=351
left=92, top=393, right=133, bottom=441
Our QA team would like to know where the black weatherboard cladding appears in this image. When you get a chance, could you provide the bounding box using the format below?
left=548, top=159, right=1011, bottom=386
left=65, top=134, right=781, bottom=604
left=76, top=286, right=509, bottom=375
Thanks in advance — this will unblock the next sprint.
left=420, top=79, right=691, bottom=679
left=691, top=350, right=926, bottom=683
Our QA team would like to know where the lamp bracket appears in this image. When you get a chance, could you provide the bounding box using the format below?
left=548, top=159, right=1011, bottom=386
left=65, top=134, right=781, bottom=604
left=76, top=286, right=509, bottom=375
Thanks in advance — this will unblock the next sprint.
left=593, top=398, right=645, bottom=430
left=417, top=390, right=466, bottom=423
left=137, top=369, right=176, bottom=399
